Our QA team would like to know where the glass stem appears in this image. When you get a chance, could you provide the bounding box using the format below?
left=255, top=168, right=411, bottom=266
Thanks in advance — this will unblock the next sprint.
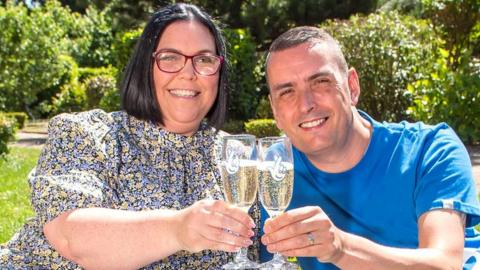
left=234, top=247, right=249, bottom=263
left=271, top=252, right=286, bottom=263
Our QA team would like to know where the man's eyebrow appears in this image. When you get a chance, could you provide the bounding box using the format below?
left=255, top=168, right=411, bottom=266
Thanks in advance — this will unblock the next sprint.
left=272, top=82, right=294, bottom=92
left=307, top=71, right=333, bottom=82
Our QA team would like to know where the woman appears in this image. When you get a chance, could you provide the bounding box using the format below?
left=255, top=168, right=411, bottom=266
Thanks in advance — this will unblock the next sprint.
left=0, top=3, right=257, bottom=269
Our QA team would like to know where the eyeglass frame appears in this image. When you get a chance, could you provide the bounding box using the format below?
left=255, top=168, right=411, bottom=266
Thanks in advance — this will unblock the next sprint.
left=151, top=50, right=224, bottom=76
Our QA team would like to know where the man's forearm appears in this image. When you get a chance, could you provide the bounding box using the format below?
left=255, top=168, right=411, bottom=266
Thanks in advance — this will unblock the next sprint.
left=334, top=232, right=462, bottom=270
left=44, top=208, right=182, bottom=270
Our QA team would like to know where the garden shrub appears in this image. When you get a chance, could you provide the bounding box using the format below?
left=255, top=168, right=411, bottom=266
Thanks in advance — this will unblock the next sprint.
left=0, top=2, right=77, bottom=113
left=111, top=28, right=143, bottom=74
left=98, top=79, right=121, bottom=112
left=84, top=74, right=117, bottom=109
left=244, top=119, right=281, bottom=138
left=224, top=28, right=260, bottom=121
left=255, top=96, right=273, bottom=119
left=0, top=113, right=17, bottom=156
left=49, top=81, right=87, bottom=116
left=78, top=66, right=118, bottom=83
left=4, top=112, right=28, bottom=129
left=221, top=120, right=245, bottom=134
left=408, top=56, right=480, bottom=144
left=322, top=12, right=443, bottom=122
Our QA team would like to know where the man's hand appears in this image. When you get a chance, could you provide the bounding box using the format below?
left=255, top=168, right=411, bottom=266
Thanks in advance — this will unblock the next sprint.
left=261, top=206, right=344, bottom=263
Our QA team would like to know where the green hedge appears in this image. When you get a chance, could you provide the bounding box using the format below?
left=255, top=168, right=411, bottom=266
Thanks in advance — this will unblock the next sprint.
left=322, top=12, right=443, bottom=122
left=221, top=119, right=245, bottom=134
left=408, top=58, right=480, bottom=144
left=244, top=119, right=281, bottom=138
left=3, top=112, right=28, bottom=129
left=0, top=113, right=17, bottom=156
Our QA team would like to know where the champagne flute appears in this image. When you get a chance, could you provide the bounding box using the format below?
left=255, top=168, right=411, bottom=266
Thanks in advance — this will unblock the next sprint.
left=219, top=134, right=260, bottom=269
left=258, top=136, right=296, bottom=270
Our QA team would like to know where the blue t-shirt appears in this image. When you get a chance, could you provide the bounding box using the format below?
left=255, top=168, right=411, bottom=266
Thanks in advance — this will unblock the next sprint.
left=260, top=112, right=480, bottom=269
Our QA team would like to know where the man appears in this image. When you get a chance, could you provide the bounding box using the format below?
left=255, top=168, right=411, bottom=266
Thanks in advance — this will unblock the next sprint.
left=260, top=26, right=480, bottom=269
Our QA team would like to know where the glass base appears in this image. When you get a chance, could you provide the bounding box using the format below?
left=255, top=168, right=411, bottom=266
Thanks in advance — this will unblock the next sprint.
left=222, top=247, right=260, bottom=269
left=259, top=253, right=299, bottom=270
left=259, top=261, right=298, bottom=270
left=222, top=260, right=260, bottom=269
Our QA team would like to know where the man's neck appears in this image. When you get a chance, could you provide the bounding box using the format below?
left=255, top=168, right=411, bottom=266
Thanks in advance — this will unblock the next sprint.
left=307, top=109, right=372, bottom=173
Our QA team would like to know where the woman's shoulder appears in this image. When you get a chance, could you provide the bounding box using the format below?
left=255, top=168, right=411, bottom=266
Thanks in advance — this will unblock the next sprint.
left=47, top=109, right=125, bottom=141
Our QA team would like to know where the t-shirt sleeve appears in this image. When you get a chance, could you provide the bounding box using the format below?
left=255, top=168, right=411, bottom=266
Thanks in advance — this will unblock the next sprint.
left=414, top=123, right=480, bottom=227
left=29, top=111, right=117, bottom=225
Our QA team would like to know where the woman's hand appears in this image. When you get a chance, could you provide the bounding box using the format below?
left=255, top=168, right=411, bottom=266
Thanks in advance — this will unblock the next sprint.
left=175, top=199, right=256, bottom=253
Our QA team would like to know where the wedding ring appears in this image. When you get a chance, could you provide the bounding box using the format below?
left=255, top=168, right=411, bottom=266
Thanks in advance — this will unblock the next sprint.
left=307, top=232, right=315, bottom=245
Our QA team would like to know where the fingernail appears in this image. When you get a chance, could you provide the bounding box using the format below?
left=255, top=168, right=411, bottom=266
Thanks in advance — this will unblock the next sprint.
left=249, top=220, right=256, bottom=228
left=244, top=239, right=253, bottom=246
left=248, top=230, right=254, bottom=237
left=233, top=246, right=241, bottom=252
left=262, top=236, right=269, bottom=244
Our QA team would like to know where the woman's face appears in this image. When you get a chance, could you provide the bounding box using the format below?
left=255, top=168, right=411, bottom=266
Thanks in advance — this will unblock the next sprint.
left=153, top=20, right=219, bottom=136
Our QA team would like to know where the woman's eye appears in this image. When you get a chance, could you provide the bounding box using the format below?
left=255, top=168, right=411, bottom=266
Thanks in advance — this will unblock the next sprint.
left=159, top=54, right=179, bottom=61
left=196, top=56, right=215, bottom=64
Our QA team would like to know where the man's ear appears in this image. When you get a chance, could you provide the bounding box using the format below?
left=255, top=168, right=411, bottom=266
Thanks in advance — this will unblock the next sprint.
left=268, top=94, right=283, bottom=130
left=347, top=68, right=361, bottom=106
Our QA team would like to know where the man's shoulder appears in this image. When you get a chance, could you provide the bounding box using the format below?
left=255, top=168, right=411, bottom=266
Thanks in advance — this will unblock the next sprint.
left=377, top=119, right=456, bottom=143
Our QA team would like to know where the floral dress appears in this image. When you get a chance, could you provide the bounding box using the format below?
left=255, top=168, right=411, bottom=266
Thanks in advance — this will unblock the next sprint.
left=0, top=110, right=259, bottom=269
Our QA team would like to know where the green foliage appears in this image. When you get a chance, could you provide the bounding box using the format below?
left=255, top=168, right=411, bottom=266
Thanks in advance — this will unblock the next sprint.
left=48, top=61, right=87, bottom=116
left=0, top=1, right=75, bottom=112
left=0, top=114, right=17, bottom=156
left=98, top=85, right=121, bottom=112
left=50, top=83, right=87, bottom=116
left=78, top=65, right=117, bottom=82
left=75, top=5, right=115, bottom=67
left=407, top=56, right=480, bottom=144
left=421, top=0, right=480, bottom=69
left=84, top=75, right=116, bottom=108
left=221, top=119, right=245, bottom=134
left=4, top=112, right=28, bottom=129
left=111, top=27, right=143, bottom=73
left=322, top=12, right=443, bottom=122
left=256, top=96, right=273, bottom=119
left=0, top=147, right=41, bottom=243
left=378, top=0, right=423, bottom=15
left=244, top=119, right=281, bottom=138
left=224, top=28, right=260, bottom=121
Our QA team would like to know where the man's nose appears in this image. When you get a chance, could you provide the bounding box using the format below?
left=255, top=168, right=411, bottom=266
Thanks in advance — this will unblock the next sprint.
left=299, top=89, right=315, bottom=113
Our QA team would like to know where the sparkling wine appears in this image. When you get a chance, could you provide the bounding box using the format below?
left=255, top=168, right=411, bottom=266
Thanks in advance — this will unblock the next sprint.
left=220, top=160, right=258, bottom=211
left=258, top=161, right=294, bottom=217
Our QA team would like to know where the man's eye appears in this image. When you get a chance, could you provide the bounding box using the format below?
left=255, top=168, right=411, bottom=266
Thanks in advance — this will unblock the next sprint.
left=313, top=78, right=329, bottom=85
left=279, top=89, right=293, bottom=97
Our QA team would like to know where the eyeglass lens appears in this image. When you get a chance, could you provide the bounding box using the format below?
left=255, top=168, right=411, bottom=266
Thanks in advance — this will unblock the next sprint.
left=155, top=51, right=221, bottom=75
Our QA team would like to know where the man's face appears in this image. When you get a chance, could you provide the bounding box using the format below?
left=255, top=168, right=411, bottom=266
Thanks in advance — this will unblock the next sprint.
left=267, top=42, right=359, bottom=159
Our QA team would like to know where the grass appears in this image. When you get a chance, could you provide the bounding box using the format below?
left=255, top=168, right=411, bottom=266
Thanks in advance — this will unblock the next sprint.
left=0, top=146, right=41, bottom=243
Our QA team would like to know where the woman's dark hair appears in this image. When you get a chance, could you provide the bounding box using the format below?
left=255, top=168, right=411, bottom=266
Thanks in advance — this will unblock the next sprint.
left=121, top=3, right=228, bottom=129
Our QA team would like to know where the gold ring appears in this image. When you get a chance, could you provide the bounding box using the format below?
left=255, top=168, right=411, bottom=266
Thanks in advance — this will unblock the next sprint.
left=307, top=232, right=315, bottom=245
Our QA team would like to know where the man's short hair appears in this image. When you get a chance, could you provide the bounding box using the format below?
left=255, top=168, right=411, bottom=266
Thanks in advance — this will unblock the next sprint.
left=266, top=26, right=348, bottom=75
